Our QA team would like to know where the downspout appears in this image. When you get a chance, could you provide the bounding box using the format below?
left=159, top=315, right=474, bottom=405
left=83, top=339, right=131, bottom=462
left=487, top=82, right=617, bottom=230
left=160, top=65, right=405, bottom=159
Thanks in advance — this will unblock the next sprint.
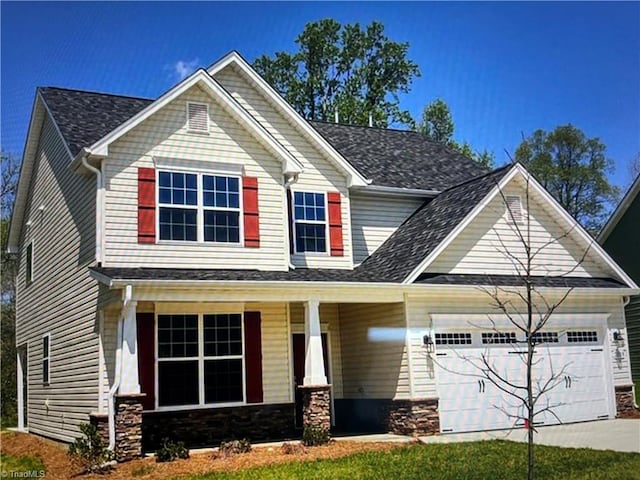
left=284, top=174, right=299, bottom=270
left=107, top=285, right=133, bottom=451
left=81, top=153, right=104, bottom=265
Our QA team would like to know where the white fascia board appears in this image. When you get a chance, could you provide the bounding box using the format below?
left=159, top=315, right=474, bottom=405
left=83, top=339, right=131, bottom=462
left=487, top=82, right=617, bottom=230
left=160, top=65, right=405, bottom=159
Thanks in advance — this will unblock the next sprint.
left=598, top=174, right=640, bottom=244
left=207, top=51, right=370, bottom=187
left=403, top=165, right=520, bottom=284
left=88, top=270, right=639, bottom=298
left=404, top=163, right=638, bottom=289
left=87, top=69, right=303, bottom=175
left=7, top=93, right=71, bottom=253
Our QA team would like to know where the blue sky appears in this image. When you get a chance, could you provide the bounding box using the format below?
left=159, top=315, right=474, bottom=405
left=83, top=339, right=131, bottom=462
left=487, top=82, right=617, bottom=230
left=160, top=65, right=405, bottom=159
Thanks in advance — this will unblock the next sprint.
left=2, top=2, right=639, bottom=187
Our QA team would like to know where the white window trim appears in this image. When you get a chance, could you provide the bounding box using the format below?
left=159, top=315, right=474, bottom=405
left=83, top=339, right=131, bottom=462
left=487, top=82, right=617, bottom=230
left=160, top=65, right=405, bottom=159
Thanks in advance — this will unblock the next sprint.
left=156, top=168, right=244, bottom=246
left=290, top=189, right=329, bottom=256
left=154, top=312, right=247, bottom=411
left=42, top=333, right=50, bottom=386
left=186, top=102, right=210, bottom=135
left=25, top=240, right=34, bottom=285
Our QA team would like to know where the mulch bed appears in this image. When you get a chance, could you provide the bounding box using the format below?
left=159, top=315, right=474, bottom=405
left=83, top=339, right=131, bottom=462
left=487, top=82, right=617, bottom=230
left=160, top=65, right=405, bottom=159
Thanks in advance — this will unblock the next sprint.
left=0, top=431, right=412, bottom=480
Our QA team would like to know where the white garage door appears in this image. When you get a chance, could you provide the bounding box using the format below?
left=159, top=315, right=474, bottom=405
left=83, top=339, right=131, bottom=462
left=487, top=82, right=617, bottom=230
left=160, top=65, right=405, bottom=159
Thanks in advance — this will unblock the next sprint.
left=435, top=328, right=610, bottom=433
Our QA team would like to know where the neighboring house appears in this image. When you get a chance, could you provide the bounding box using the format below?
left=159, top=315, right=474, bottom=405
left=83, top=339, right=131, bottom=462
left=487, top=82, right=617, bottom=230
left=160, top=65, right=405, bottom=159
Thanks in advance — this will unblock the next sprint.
left=8, top=51, right=638, bottom=460
left=599, top=174, right=640, bottom=392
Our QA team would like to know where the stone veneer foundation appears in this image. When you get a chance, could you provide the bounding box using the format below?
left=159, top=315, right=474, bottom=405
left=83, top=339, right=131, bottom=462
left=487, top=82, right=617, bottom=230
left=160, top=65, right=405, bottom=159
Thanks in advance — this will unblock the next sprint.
left=300, top=385, right=331, bottom=431
left=142, top=403, right=296, bottom=451
left=88, top=412, right=109, bottom=446
left=615, top=385, right=638, bottom=418
left=114, top=394, right=145, bottom=462
left=387, top=398, right=440, bottom=436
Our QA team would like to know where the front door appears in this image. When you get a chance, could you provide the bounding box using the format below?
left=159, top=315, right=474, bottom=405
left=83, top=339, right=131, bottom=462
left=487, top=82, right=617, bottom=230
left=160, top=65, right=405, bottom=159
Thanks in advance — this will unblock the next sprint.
left=293, top=333, right=330, bottom=429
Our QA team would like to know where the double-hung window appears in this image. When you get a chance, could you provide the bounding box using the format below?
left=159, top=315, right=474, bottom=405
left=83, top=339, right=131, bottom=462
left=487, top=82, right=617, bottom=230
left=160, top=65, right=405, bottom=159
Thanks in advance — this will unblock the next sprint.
left=202, top=175, right=240, bottom=243
left=158, top=170, right=241, bottom=243
left=157, top=313, right=244, bottom=408
left=158, top=172, right=198, bottom=241
left=292, top=191, right=327, bottom=253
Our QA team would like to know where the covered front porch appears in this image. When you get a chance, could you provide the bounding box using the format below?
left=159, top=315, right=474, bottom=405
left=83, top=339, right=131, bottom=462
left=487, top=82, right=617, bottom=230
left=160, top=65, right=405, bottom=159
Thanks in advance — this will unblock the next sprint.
left=94, top=281, right=430, bottom=459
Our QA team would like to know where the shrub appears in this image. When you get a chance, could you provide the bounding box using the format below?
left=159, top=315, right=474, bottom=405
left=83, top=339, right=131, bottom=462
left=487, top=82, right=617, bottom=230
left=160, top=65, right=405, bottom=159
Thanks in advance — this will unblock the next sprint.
left=68, top=423, right=114, bottom=473
left=302, top=425, right=330, bottom=446
left=155, top=438, right=189, bottom=463
left=215, top=439, right=252, bottom=458
left=281, top=442, right=307, bottom=455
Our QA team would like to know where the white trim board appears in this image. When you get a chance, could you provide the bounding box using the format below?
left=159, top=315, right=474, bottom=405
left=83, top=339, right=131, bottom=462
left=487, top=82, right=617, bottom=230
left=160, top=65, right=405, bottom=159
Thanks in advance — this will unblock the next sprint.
left=207, top=51, right=369, bottom=188
left=404, top=164, right=638, bottom=289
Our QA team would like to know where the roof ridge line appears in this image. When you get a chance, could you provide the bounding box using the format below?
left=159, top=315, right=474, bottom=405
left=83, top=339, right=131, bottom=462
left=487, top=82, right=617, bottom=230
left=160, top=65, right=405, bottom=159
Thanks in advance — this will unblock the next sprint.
left=39, top=86, right=155, bottom=102
left=439, top=162, right=515, bottom=194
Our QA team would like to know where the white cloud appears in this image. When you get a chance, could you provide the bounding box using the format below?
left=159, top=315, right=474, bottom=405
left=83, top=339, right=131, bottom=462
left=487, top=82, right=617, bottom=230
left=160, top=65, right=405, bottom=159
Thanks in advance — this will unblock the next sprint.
left=172, top=58, right=199, bottom=81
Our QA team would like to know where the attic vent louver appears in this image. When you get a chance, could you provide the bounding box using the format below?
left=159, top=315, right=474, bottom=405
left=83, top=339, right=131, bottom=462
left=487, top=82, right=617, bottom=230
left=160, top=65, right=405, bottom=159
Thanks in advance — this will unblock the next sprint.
left=506, top=195, right=523, bottom=224
left=187, top=102, right=209, bottom=133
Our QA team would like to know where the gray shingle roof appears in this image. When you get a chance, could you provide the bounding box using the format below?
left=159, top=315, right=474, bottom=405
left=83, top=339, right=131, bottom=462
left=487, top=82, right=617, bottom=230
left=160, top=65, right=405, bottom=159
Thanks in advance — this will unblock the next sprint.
left=90, top=266, right=627, bottom=289
left=356, top=164, right=514, bottom=282
left=38, top=87, right=487, bottom=191
left=414, top=273, right=626, bottom=289
left=309, top=121, right=489, bottom=191
left=39, top=87, right=152, bottom=156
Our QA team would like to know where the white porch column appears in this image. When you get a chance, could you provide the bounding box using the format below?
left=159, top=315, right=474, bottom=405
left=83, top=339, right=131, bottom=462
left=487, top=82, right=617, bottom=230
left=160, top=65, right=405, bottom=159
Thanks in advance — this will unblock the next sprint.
left=119, top=300, right=140, bottom=394
left=303, top=298, right=327, bottom=385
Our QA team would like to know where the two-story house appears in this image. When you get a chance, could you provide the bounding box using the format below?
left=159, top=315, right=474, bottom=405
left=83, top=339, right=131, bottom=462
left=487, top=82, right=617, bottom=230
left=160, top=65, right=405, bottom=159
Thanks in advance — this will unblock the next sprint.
left=8, top=51, right=638, bottom=461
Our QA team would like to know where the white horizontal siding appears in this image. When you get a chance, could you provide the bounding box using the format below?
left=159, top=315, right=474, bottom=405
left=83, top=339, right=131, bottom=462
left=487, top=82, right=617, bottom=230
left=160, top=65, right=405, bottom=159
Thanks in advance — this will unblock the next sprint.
left=289, top=303, right=344, bottom=399
left=427, top=179, right=609, bottom=278
left=337, top=303, right=409, bottom=399
left=350, top=194, right=424, bottom=263
left=15, top=114, right=100, bottom=443
left=406, top=292, right=631, bottom=400
left=214, top=66, right=354, bottom=269
left=103, top=85, right=288, bottom=270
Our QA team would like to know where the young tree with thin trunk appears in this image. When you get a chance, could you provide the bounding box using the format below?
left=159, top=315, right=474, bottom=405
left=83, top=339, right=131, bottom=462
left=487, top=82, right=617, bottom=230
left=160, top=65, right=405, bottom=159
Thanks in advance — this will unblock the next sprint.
left=434, top=169, right=595, bottom=480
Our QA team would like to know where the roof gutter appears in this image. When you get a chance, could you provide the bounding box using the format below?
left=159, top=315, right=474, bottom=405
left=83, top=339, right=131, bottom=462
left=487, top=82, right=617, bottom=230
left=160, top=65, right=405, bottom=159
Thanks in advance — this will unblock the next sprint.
left=88, top=272, right=640, bottom=297
left=80, top=149, right=104, bottom=265
left=350, top=184, right=440, bottom=198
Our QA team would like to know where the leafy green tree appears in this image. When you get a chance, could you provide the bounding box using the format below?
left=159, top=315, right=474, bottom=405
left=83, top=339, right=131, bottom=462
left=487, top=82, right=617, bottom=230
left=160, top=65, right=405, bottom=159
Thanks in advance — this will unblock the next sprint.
left=1, top=151, right=19, bottom=427
left=515, top=125, right=618, bottom=232
left=253, top=19, right=420, bottom=127
left=418, top=99, right=495, bottom=168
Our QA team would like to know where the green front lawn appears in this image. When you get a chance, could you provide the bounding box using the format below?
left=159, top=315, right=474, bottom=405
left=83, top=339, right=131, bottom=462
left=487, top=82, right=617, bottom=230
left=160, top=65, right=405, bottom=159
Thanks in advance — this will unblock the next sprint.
left=186, top=441, right=640, bottom=480
left=0, top=453, right=46, bottom=476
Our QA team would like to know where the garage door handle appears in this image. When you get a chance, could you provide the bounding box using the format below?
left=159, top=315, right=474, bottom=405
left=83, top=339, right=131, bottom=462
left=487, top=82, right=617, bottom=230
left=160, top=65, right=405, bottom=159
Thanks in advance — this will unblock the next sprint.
left=478, top=379, right=486, bottom=393
left=568, top=376, right=572, bottom=388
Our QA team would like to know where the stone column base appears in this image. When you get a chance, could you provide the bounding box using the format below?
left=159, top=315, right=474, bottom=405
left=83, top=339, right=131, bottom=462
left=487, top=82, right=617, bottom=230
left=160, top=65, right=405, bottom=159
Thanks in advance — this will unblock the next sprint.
left=300, top=385, right=331, bottom=431
left=615, top=385, right=637, bottom=418
left=115, top=393, right=145, bottom=462
left=89, top=412, right=109, bottom=446
left=387, top=398, right=440, bottom=436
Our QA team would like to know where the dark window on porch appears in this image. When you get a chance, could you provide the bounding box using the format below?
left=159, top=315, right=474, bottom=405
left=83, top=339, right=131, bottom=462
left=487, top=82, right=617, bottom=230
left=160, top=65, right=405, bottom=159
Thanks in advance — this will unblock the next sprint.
left=157, top=313, right=244, bottom=407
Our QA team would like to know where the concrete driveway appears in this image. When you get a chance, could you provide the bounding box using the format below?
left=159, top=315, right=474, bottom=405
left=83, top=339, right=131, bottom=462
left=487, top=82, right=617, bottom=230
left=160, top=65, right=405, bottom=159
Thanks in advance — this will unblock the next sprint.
left=419, top=419, right=640, bottom=453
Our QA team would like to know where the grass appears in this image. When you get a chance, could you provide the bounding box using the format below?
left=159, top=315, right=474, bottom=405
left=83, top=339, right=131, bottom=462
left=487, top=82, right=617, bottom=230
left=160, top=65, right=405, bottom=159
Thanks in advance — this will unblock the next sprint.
left=0, top=452, right=46, bottom=476
left=183, top=441, right=640, bottom=480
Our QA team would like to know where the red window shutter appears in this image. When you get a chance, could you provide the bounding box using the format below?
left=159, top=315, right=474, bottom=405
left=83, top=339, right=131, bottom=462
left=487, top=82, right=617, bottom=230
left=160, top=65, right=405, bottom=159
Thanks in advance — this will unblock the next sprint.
left=136, top=312, right=155, bottom=410
left=138, top=167, right=156, bottom=244
left=244, top=311, right=263, bottom=403
left=243, top=177, right=260, bottom=248
left=327, top=191, right=344, bottom=256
